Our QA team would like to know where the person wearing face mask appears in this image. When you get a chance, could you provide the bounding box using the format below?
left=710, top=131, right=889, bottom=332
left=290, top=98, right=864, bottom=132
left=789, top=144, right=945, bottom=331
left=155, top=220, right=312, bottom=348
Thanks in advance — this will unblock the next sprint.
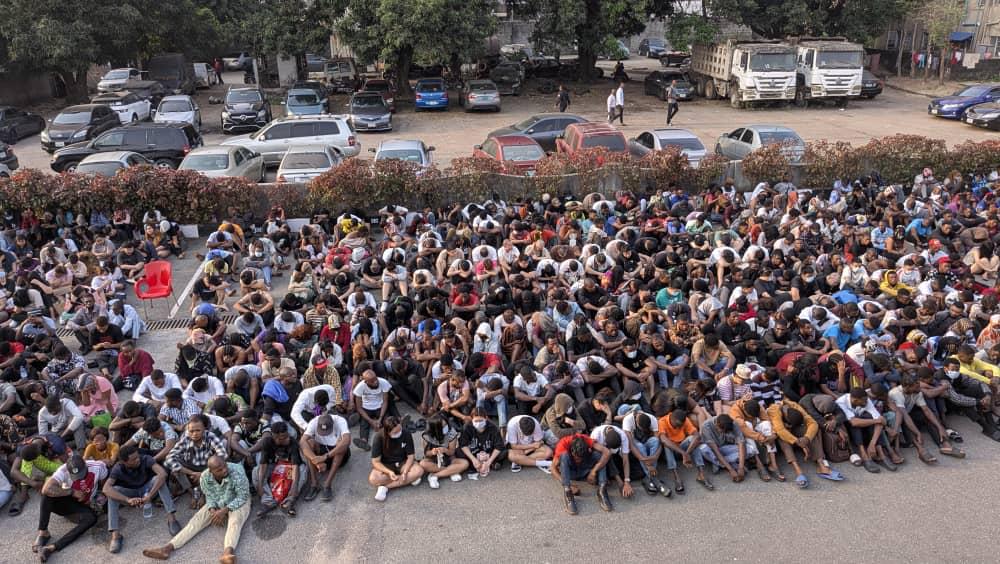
left=369, top=415, right=423, bottom=501
left=243, top=242, right=273, bottom=288
left=459, top=408, right=506, bottom=480
left=936, top=357, right=1000, bottom=441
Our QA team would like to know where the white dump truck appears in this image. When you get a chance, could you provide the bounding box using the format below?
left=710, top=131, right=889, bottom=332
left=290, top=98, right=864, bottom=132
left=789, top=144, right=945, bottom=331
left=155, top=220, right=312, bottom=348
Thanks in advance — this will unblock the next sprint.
left=689, top=39, right=797, bottom=108
left=788, top=37, right=864, bottom=107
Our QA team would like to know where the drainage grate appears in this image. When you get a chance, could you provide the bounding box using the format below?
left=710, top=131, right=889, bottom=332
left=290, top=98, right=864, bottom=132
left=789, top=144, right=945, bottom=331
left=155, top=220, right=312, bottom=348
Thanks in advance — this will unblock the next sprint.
left=54, top=315, right=237, bottom=338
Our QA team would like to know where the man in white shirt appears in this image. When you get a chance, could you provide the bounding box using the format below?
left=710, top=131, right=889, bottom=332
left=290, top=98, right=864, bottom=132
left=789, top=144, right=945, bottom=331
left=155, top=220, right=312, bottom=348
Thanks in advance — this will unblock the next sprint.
left=606, top=89, right=617, bottom=123
left=36, top=455, right=106, bottom=561
left=300, top=414, right=351, bottom=501
left=506, top=415, right=553, bottom=473
left=590, top=424, right=636, bottom=498
left=134, top=370, right=183, bottom=409
left=615, top=81, right=625, bottom=125
left=290, top=385, right=339, bottom=433
left=39, top=395, right=87, bottom=449
left=351, top=369, right=395, bottom=450
left=182, top=376, right=225, bottom=410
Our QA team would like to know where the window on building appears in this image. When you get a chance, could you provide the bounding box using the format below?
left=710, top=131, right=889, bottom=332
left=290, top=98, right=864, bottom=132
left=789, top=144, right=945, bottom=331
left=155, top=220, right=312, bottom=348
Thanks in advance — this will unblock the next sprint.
left=887, top=30, right=899, bottom=49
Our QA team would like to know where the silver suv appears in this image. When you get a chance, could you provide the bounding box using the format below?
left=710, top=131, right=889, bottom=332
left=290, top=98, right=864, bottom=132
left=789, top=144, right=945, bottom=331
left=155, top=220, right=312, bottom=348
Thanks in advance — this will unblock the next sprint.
left=221, top=114, right=359, bottom=164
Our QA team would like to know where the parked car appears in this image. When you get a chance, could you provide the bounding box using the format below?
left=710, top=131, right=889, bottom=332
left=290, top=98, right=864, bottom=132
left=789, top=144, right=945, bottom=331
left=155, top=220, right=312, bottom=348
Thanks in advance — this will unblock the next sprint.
left=50, top=122, right=202, bottom=172
left=715, top=125, right=804, bottom=162
left=223, top=52, right=251, bottom=71
left=74, top=151, right=151, bottom=175
left=0, top=142, right=17, bottom=170
left=556, top=122, right=628, bottom=156
left=285, top=88, right=329, bottom=116
left=489, top=113, right=587, bottom=153
left=222, top=86, right=272, bottom=133
left=90, top=92, right=152, bottom=124
left=963, top=102, right=1000, bottom=130
left=348, top=92, right=392, bottom=131
left=323, top=57, right=360, bottom=93
left=0, top=106, right=46, bottom=143
left=276, top=144, right=342, bottom=183
left=928, top=83, right=1000, bottom=119
left=638, top=38, right=667, bottom=58
left=305, top=53, right=328, bottom=73
left=643, top=70, right=693, bottom=101
left=600, top=39, right=630, bottom=59
left=414, top=78, right=449, bottom=111
left=473, top=135, right=545, bottom=174
left=193, top=63, right=218, bottom=88
left=148, top=53, right=196, bottom=95
left=97, top=68, right=142, bottom=93
left=41, top=104, right=120, bottom=152
left=361, top=79, right=396, bottom=112
left=629, top=128, right=706, bottom=166
left=860, top=70, right=883, bottom=99
left=123, top=80, right=167, bottom=108
left=153, top=95, right=201, bottom=130
left=459, top=80, right=501, bottom=112
left=179, top=145, right=264, bottom=180
left=370, top=139, right=434, bottom=168
left=488, top=63, right=523, bottom=96
left=221, top=114, right=359, bottom=164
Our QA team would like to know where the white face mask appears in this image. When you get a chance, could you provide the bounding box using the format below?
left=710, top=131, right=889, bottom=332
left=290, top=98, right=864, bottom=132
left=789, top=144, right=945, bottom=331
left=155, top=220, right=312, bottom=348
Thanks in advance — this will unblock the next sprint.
left=625, top=350, right=637, bottom=359
left=565, top=407, right=575, bottom=415
left=389, top=430, right=402, bottom=439
left=472, top=420, right=487, bottom=431
left=946, top=370, right=960, bottom=380
left=629, top=393, right=642, bottom=401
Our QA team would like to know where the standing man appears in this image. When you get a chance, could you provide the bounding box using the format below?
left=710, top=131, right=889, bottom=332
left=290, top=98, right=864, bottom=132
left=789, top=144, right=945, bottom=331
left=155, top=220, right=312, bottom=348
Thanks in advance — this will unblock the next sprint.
left=615, top=81, right=625, bottom=125
left=556, top=84, right=571, bottom=113
left=666, top=80, right=680, bottom=125
left=213, top=58, right=224, bottom=85
left=606, top=89, right=617, bottom=124
left=143, top=456, right=251, bottom=564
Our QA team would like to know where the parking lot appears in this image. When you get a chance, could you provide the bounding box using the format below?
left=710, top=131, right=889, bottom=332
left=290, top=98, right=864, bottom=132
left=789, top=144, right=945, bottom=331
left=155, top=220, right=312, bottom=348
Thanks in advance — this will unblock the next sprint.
left=9, top=64, right=997, bottom=177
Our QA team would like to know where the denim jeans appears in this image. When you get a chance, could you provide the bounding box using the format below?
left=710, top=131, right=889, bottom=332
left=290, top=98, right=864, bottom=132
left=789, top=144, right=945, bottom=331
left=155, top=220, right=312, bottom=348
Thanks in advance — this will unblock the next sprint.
left=698, top=441, right=758, bottom=468
left=0, top=489, right=11, bottom=510
left=664, top=436, right=704, bottom=470
left=476, top=394, right=508, bottom=427
left=108, top=480, right=177, bottom=531
left=632, top=436, right=661, bottom=478
left=696, top=359, right=728, bottom=380
left=558, top=451, right=607, bottom=488
left=657, top=356, right=688, bottom=389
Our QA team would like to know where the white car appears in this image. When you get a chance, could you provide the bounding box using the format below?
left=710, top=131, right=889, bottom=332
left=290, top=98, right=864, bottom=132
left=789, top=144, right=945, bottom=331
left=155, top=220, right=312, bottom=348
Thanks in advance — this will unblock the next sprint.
left=154, top=95, right=202, bottom=130
left=179, top=145, right=264, bottom=181
left=193, top=63, right=218, bottom=88
left=276, top=144, right=342, bottom=183
left=74, top=151, right=151, bottom=176
left=91, top=91, right=152, bottom=124
left=222, top=115, right=360, bottom=164
left=715, top=124, right=805, bottom=162
left=630, top=128, right=707, bottom=167
left=97, top=68, right=141, bottom=93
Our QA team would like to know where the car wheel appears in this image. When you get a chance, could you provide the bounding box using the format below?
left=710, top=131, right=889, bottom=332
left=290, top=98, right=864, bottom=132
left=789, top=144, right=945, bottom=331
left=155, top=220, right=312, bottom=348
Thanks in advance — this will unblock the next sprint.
left=154, top=159, right=176, bottom=169
left=64, top=161, right=80, bottom=173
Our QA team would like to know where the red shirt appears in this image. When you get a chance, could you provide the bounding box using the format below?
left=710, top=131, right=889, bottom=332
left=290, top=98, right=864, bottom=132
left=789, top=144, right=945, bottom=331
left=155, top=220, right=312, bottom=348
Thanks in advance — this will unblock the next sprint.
left=553, top=433, right=594, bottom=462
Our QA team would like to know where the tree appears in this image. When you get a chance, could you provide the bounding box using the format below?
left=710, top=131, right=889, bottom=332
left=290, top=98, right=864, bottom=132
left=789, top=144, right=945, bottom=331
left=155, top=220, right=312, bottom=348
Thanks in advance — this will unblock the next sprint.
left=665, top=13, right=719, bottom=50
left=521, top=0, right=672, bottom=82
left=917, top=0, right=964, bottom=83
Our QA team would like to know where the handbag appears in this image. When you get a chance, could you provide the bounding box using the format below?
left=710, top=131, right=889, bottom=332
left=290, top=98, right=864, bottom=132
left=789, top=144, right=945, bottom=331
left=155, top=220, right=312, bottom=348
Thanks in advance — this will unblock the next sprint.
left=821, top=429, right=851, bottom=463
left=268, top=461, right=295, bottom=505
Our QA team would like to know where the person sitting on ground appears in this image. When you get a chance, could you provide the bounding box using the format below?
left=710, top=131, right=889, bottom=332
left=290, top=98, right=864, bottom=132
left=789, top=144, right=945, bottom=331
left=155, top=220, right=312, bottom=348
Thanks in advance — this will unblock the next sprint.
left=658, top=408, right=711, bottom=492
left=418, top=413, right=469, bottom=489
left=164, top=414, right=228, bottom=508
left=300, top=413, right=351, bottom=502
left=369, top=415, right=424, bottom=502
left=696, top=413, right=753, bottom=484
left=82, top=426, right=119, bottom=468
left=253, top=421, right=304, bottom=518
left=123, top=416, right=178, bottom=464
left=550, top=433, right=613, bottom=515
left=505, top=414, right=553, bottom=474
left=102, top=445, right=181, bottom=554
left=459, top=407, right=506, bottom=480
left=34, top=454, right=106, bottom=562
left=766, top=399, right=843, bottom=488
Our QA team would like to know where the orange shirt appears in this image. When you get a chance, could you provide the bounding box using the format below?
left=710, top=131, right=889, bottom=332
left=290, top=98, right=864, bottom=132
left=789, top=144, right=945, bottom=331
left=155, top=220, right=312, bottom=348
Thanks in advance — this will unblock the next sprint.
left=657, top=414, right=697, bottom=444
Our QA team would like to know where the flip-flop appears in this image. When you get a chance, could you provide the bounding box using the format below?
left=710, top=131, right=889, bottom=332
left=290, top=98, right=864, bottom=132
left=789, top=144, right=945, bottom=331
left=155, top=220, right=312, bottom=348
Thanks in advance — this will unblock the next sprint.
left=696, top=476, right=714, bottom=491
left=674, top=481, right=685, bottom=495
left=795, top=474, right=809, bottom=489
left=939, top=447, right=966, bottom=459
left=756, top=466, right=771, bottom=482
left=769, top=466, right=786, bottom=482
left=816, top=469, right=845, bottom=481
left=918, top=452, right=938, bottom=465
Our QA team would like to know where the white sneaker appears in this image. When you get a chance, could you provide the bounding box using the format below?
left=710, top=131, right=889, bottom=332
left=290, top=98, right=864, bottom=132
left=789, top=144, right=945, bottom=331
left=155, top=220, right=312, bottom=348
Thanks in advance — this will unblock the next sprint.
left=510, top=463, right=522, bottom=473
left=411, top=477, right=422, bottom=487
left=450, top=474, right=463, bottom=482
left=374, top=486, right=388, bottom=501
left=428, top=475, right=440, bottom=489
left=467, top=472, right=479, bottom=481
left=536, top=460, right=553, bottom=474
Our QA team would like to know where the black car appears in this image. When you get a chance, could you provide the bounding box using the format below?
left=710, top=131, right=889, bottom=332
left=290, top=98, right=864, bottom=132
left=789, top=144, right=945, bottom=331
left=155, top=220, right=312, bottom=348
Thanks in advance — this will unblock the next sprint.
left=644, top=70, right=693, bottom=101
left=0, top=106, right=47, bottom=144
left=0, top=142, right=18, bottom=170
left=50, top=122, right=202, bottom=172
left=41, top=104, right=120, bottom=153
left=123, top=80, right=168, bottom=108
left=860, top=70, right=883, bottom=99
left=638, top=38, right=667, bottom=58
left=222, top=87, right=272, bottom=133
left=964, top=102, right=1000, bottom=130
left=488, top=113, right=587, bottom=153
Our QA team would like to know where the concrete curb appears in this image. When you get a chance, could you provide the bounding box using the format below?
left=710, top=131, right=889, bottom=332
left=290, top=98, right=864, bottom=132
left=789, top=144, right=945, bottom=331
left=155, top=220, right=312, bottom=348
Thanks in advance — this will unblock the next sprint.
left=883, top=82, right=942, bottom=99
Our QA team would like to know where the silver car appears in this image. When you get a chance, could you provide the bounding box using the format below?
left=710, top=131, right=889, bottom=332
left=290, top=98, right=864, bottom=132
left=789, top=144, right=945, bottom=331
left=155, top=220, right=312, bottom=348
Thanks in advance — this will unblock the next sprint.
left=284, top=88, right=329, bottom=116
left=180, top=145, right=264, bottom=180
left=459, top=80, right=501, bottom=112
left=97, top=68, right=141, bottom=93
left=630, top=128, right=707, bottom=167
left=153, top=95, right=202, bottom=130
left=74, top=151, right=151, bottom=176
left=221, top=115, right=360, bottom=164
left=276, top=144, right=342, bottom=183
left=370, top=139, right=434, bottom=168
left=715, top=125, right=804, bottom=162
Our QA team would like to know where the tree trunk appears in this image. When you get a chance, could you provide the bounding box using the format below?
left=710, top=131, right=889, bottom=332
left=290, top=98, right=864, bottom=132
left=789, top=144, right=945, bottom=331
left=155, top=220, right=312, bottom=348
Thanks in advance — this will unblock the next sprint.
left=576, top=44, right=597, bottom=82
left=923, top=47, right=931, bottom=80
left=61, top=67, right=90, bottom=104
left=909, top=23, right=918, bottom=78
left=394, top=45, right=414, bottom=96
left=939, top=46, right=948, bottom=84
left=895, top=29, right=903, bottom=78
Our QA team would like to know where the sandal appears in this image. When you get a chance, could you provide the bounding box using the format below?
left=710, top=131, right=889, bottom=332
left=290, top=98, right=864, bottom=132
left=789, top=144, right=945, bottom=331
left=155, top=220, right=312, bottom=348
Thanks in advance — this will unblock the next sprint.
left=281, top=500, right=297, bottom=517
left=795, top=474, right=809, bottom=489
left=817, top=469, right=845, bottom=481
left=256, top=502, right=277, bottom=518
left=756, top=466, right=771, bottom=482
left=32, top=533, right=50, bottom=553
left=769, top=465, right=786, bottom=482
left=674, top=480, right=685, bottom=495
left=939, top=446, right=966, bottom=459
left=696, top=476, right=714, bottom=491
left=918, top=451, right=938, bottom=465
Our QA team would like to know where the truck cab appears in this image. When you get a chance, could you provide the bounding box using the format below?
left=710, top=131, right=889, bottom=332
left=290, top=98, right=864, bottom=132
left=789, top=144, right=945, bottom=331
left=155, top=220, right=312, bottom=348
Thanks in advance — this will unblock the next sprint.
left=728, top=44, right=797, bottom=107
left=792, top=38, right=864, bottom=106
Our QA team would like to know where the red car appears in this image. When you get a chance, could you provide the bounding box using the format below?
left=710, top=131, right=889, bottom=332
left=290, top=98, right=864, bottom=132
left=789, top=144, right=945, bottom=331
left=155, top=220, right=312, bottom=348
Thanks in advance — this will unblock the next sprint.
left=361, top=78, right=396, bottom=112
left=473, top=134, right=546, bottom=173
left=555, top=122, right=628, bottom=156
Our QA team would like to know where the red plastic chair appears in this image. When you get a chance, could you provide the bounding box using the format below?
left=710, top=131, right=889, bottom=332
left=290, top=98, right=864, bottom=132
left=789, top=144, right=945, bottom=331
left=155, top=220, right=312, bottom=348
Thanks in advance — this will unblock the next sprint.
left=134, top=260, right=174, bottom=316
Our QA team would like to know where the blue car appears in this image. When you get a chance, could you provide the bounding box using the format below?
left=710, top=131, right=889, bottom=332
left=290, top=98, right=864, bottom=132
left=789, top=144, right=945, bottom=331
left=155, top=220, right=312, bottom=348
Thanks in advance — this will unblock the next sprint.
left=414, top=78, right=449, bottom=111
left=928, top=83, right=1000, bottom=119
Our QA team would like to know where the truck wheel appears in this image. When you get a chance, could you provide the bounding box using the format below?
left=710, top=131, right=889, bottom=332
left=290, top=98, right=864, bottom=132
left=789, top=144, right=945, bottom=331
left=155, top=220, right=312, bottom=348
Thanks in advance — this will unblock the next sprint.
left=695, top=79, right=705, bottom=98
left=730, top=87, right=742, bottom=109
left=794, top=88, right=807, bottom=108
left=837, top=97, right=849, bottom=109
left=705, top=81, right=716, bottom=100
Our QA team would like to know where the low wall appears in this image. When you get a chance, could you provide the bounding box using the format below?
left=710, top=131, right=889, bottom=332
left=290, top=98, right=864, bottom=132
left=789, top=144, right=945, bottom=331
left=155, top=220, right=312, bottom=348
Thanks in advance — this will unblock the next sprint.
left=0, top=71, right=58, bottom=106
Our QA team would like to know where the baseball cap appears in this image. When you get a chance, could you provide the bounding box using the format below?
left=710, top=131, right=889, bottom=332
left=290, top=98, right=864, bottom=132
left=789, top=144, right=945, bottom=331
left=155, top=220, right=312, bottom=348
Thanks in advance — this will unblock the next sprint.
left=66, top=455, right=87, bottom=481
left=316, top=414, right=334, bottom=436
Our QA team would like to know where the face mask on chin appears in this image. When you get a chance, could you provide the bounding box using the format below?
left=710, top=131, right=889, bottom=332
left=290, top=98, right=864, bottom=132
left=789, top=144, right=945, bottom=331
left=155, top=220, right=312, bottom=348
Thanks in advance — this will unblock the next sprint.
left=472, top=420, right=487, bottom=431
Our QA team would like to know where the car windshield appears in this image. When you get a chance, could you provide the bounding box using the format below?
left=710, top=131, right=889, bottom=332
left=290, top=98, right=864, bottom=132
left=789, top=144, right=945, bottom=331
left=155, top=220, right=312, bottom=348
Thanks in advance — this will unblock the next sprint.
left=759, top=131, right=802, bottom=145
left=581, top=135, right=627, bottom=151
left=53, top=111, right=91, bottom=125
left=649, top=39, right=665, bottom=48
left=470, top=83, right=496, bottom=92
left=513, top=116, right=541, bottom=130
left=353, top=96, right=386, bottom=109
left=227, top=91, right=261, bottom=104
left=954, top=85, right=991, bottom=97
left=749, top=52, right=796, bottom=72
left=283, top=153, right=331, bottom=169
left=417, top=82, right=444, bottom=93
left=75, top=162, right=125, bottom=176
left=181, top=155, right=229, bottom=171
left=105, top=70, right=130, bottom=80
left=95, top=97, right=125, bottom=106
left=658, top=137, right=705, bottom=151
left=503, top=145, right=544, bottom=162
left=816, top=50, right=863, bottom=69
left=288, top=92, right=319, bottom=106
left=365, top=82, right=389, bottom=92
left=159, top=101, right=191, bottom=113
left=378, top=149, right=424, bottom=163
